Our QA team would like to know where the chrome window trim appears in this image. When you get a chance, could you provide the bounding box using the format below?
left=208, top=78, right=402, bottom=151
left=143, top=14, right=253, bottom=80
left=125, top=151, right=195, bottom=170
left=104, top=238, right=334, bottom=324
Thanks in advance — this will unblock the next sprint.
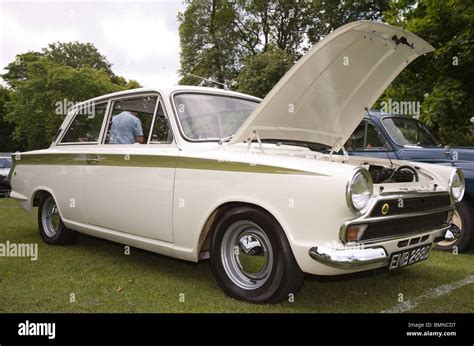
left=148, top=99, right=174, bottom=145
left=57, top=100, right=110, bottom=146
left=169, top=90, right=261, bottom=143
left=100, top=92, right=176, bottom=146
left=339, top=191, right=454, bottom=244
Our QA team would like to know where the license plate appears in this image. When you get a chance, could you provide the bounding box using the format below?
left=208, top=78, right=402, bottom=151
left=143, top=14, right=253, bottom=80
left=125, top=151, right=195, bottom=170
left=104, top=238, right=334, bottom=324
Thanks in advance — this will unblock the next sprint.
left=388, top=244, right=431, bottom=271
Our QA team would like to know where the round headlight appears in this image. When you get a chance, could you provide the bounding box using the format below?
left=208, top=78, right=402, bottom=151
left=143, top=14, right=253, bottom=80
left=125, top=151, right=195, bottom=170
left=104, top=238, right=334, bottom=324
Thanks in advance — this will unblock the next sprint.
left=346, top=168, right=373, bottom=213
left=449, top=169, right=465, bottom=202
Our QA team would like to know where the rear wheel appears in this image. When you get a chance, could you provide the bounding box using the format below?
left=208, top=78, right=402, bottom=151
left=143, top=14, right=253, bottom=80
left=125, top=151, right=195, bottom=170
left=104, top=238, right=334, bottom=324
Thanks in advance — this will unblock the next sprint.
left=38, top=194, right=77, bottom=245
left=210, top=206, right=304, bottom=303
left=435, top=198, right=474, bottom=252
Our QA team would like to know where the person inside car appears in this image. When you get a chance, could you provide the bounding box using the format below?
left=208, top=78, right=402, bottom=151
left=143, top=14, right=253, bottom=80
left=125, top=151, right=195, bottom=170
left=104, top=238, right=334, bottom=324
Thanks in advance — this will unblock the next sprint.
left=109, top=110, right=144, bottom=144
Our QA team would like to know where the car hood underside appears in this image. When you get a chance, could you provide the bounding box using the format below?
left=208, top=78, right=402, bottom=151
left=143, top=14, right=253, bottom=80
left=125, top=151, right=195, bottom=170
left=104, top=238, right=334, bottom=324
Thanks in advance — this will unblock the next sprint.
left=230, top=20, right=434, bottom=150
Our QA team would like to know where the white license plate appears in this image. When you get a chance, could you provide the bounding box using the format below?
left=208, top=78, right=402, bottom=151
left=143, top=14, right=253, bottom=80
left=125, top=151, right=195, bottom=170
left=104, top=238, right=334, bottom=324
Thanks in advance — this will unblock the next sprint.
left=388, top=244, right=431, bottom=270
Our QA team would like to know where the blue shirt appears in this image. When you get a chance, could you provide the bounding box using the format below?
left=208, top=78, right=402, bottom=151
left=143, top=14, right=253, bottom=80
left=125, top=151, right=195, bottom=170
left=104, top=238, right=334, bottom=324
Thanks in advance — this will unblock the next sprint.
left=109, top=112, right=143, bottom=144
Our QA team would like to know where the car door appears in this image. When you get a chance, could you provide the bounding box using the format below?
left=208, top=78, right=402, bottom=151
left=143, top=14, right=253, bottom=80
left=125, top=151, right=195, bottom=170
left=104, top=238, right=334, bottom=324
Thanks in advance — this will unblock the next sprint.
left=346, top=120, right=398, bottom=160
left=83, top=93, right=177, bottom=242
left=54, top=101, right=110, bottom=224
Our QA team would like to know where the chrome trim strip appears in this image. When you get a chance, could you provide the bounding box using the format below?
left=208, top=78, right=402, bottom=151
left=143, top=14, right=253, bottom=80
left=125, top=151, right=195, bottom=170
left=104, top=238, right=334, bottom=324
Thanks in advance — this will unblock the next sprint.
left=309, top=246, right=388, bottom=269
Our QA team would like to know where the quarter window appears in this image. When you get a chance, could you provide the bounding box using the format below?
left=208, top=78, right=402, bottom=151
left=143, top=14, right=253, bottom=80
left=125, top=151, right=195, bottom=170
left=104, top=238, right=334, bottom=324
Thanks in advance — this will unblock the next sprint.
left=61, top=102, right=107, bottom=143
left=150, top=102, right=173, bottom=143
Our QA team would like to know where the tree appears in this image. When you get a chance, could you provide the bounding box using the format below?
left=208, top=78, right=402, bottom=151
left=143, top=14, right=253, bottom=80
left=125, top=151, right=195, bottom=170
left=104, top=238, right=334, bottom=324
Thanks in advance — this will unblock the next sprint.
left=237, top=45, right=294, bottom=98
left=178, top=0, right=240, bottom=88
left=2, top=42, right=141, bottom=150
left=307, top=0, right=390, bottom=43
left=3, top=42, right=140, bottom=89
left=5, top=58, right=124, bottom=150
left=178, top=0, right=389, bottom=97
left=380, top=0, right=474, bottom=146
left=43, top=42, right=113, bottom=76
left=0, top=86, right=15, bottom=152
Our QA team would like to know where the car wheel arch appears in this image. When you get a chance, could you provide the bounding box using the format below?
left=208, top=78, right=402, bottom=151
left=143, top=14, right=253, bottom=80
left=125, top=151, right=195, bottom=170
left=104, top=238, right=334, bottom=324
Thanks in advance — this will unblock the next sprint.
left=197, top=201, right=293, bottom=257
left=31, top=188, right=62, bottom=216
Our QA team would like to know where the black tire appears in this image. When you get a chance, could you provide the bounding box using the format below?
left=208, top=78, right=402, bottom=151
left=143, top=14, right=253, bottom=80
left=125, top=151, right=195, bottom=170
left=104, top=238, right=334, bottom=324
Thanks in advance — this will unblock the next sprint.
left=210, top=206, right=304, bottom=303
left=435, top=198, right=474, bottom=252
left=38, top=194, right=77, bottom=245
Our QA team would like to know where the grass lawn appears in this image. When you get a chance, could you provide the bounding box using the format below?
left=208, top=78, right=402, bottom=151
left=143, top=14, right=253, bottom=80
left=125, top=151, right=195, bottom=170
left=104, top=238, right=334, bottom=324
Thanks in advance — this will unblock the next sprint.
left=0, top=198, right=473, bottom=313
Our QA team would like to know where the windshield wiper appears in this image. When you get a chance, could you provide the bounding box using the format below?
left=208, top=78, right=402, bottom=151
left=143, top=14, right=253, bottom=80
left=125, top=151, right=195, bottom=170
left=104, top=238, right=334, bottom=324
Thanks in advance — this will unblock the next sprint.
left=253, top=139, right=329, bottom=151
left=218, top=135, right=233, bottom=145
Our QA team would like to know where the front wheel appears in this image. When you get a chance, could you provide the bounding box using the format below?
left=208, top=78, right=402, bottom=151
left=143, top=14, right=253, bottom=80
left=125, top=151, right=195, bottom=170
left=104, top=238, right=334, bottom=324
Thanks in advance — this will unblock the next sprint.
left=38, top=194, right=77, bottom=245
left=435, top=198, right=474, bottom=252
left=210, top=206, right=304, bottom=303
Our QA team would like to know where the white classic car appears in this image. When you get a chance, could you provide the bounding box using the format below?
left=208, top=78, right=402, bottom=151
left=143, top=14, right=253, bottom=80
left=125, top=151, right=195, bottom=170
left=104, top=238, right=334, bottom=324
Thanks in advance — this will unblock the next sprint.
left=10, top=21, right=464, bottom=303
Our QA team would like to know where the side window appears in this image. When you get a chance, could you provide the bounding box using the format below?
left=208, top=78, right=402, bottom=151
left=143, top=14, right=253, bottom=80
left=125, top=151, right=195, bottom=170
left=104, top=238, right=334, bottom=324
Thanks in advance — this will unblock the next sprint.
left=150, top=102, right=173, bottom=143
left=346, top=121, right=386, bottom=151
left=105, top=96, right=157, bottom=144
left=61, top=103, right=107, bottom=143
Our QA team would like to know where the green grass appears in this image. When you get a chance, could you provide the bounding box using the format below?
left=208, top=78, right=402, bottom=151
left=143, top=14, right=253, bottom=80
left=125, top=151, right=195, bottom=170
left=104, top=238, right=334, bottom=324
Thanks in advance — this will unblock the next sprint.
left=0, top=198, right=473, bottom=313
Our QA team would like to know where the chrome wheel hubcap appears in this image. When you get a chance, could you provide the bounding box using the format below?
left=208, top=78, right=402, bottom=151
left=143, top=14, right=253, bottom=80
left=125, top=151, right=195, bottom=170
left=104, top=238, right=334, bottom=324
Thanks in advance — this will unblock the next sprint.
left=438, top=210, right=462, bottom=247
left=42, top=197, right=60, bottom=238
left=221, top=220, right=273, bottom=290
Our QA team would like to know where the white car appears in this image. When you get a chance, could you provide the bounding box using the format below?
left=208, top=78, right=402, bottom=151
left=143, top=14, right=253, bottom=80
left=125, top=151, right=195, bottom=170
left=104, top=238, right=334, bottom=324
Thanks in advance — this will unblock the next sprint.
left=10, top=21, right=464, bottom=303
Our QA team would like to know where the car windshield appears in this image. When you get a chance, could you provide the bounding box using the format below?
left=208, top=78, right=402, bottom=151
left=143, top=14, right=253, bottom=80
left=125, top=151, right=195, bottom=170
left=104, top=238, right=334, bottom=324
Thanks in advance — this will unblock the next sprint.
left=173, top=93, right=259, bottom=141
left=381, top=117, right=439, bottom=147
left=0, top=158, right=12, bottom=169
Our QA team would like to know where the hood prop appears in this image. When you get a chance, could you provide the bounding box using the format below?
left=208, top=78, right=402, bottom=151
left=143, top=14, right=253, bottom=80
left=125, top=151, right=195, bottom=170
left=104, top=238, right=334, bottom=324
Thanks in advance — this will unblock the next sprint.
left=246, top=130, right=264, bottom=153
left=329, top=138, right=348, bottom=162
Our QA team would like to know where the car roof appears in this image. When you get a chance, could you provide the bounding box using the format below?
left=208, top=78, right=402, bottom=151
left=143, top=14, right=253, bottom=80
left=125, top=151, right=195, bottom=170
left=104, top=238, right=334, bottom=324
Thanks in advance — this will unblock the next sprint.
left=73, top=85, right=262, bottom=109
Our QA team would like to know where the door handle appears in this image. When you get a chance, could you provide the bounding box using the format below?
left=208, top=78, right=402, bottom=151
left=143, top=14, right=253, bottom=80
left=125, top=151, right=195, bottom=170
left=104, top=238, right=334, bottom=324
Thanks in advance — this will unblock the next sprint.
left=85, top=155, right=100, bottom=164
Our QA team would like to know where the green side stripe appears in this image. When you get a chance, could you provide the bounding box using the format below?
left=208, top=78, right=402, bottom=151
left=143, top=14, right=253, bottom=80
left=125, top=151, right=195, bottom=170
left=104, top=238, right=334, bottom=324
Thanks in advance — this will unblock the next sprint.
left=12, top=153, right=323, bottom=176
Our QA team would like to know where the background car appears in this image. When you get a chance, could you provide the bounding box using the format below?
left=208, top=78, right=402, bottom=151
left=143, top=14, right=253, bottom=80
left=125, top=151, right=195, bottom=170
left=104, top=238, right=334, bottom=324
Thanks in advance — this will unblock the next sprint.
left=342, top=112, right=474, bottom=252
left=0, top=153, right=12, bottom=197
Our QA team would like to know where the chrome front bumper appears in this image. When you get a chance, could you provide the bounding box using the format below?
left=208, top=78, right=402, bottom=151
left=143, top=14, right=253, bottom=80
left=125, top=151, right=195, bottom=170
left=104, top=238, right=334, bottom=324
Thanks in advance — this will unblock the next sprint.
left=309, top=246, right=388, bottom=269
left=310, top=225, right=453, bottom=270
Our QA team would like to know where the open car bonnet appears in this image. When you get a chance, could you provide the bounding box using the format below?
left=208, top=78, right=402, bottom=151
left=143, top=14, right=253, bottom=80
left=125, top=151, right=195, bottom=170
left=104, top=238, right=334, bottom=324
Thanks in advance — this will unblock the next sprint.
left=230, top=21, right=434, bottom=149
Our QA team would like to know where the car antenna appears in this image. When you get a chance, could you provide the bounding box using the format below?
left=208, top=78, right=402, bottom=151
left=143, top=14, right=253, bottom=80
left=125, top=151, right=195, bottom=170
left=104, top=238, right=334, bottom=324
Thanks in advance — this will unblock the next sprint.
left=365, top=107, right=394, bottom=169
left=188, top=73, right=228, bottom=90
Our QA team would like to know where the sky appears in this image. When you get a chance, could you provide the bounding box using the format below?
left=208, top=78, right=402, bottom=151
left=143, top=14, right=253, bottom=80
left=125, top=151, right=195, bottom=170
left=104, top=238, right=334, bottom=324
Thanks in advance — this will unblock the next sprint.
left=0, top=0, right=187, bottom=87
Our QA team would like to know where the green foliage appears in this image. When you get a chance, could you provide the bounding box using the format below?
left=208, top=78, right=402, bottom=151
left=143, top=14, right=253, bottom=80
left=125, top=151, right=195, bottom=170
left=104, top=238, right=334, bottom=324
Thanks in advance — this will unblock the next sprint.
left=381, top=0, right=474, bottom=146
left=1, top=42, right=141, bottom=151
left=178, top=0, right=389, bottom=96
left=5, top=58, right=124, bottom=150
left=43, top=42, right=113, bottom=75
left=178, top=0, right=239, bottom=88
left=307, top=0, right=390, bottom=43
left=237, top=46, right=294, bottom=98
left=0, top=86, right=15, bottom=152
